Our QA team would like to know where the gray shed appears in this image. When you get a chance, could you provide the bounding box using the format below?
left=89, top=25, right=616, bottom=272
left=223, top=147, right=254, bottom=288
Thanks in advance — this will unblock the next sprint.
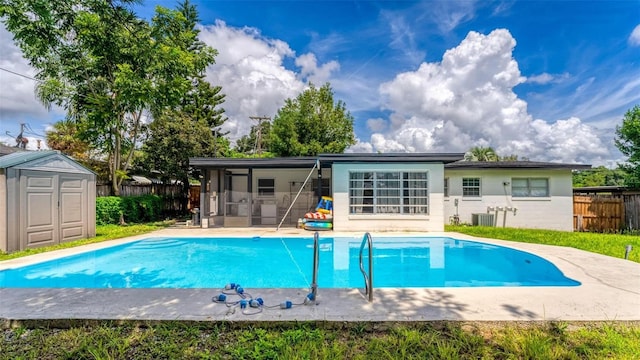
left=0, top=151, right=96, bottom=253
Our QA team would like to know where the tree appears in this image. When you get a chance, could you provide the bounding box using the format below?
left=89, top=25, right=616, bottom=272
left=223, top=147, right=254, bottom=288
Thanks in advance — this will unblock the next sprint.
left=234, top=120, right=272, bottom=156
left=45, top=119, right=110, bottom=180
left=615, top=105, right=640, bottom=188
left=1, top=0, right=216, bottom=195
left=464, top=146, right=499, bottom=161
left=45, top=120, right=91, bottom=161
left=572, top=166, right=627, bottom=187
left=140, top=76, right=230, bottom=211
left=137, top=1, right=226, bottom=212
left=270, top=83, right=356, bottom=156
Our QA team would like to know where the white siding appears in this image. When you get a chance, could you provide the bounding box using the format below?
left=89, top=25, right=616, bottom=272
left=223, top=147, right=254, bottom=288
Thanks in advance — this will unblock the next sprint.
left=444, top=169, right=574, bottom=231
left=332, top=162, right=445, bottom=232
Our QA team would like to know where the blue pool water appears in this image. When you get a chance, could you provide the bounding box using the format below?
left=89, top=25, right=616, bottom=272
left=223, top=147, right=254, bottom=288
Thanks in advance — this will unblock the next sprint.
left=0, top=237, right=580, bottom=289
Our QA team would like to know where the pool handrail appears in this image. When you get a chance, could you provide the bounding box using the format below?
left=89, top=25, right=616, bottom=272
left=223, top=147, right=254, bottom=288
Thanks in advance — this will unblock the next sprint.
left=310, top=231, right=319, bottom=302
left=359, top=232, right=373, bottom=302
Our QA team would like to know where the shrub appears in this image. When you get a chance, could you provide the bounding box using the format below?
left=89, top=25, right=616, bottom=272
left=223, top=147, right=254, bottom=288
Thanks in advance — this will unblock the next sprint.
left=96, top=197, right=123, bottom=225
left=120, top=196, right=142, bottom=223
left=96, top=195, right=164, bottom=225
left=138, top=195, right=163, bottom=222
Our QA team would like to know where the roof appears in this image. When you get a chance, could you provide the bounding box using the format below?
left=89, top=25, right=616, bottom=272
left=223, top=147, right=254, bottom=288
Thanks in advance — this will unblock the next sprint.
left=445, top=160, right=592, bottom=170
left=573, top=186, right=640, bottom=194
left=318, top=153, right=465, bottom=163
left=0, top=144, right=24, bottom=156
left=190, top=156, right=319, bottom=169
left=190, top=153, right=466, bottom=169
left=0, top=150, right=60, bottom=169
left=0, top=150, right=95, bottom=175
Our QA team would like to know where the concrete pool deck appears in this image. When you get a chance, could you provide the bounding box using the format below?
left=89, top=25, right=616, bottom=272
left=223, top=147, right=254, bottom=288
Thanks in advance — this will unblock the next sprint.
left=1, top=228, right=639, bottom=323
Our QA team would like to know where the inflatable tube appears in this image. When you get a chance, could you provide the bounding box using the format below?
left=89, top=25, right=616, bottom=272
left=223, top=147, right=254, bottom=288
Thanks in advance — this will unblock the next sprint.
left=304, top=212, right=333, bottom=221
left=303, top=217, right=332, bottom=223
left=305, top=221, right=333, bottom=231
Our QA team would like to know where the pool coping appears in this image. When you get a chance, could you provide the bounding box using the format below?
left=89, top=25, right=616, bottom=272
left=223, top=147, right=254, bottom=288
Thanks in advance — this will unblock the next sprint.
left=1, top=229, right=639, bottom=322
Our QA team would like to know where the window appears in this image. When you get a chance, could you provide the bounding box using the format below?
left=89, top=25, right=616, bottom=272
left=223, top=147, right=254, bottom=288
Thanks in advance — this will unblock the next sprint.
left=512, top=178, right=549, bottom=197
left=349, top=171, right=428, bottom=214
left=312, top=178, right=331, bottom=196
left=257, top=178, right=275, bottom=197
left=462, top=177, right=481, bottom=197
left=444, top=178, right=449, bottom=197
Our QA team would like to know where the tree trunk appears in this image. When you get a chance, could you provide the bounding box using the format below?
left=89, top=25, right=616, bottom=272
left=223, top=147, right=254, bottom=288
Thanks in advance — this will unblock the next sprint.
left=112, top=130, right=121, bottom=196
left=182, top=175, right=190, bottom=214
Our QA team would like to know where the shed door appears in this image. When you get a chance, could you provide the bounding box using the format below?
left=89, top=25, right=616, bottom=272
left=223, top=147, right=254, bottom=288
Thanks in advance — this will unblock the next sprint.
left=21, top=170, right=59, bottom=248
left=59, top=175, right=87, bottom=242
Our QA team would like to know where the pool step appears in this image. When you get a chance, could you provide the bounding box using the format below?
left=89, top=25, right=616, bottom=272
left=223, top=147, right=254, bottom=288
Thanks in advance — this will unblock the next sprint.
left=129, top=238, right=188, bottom=250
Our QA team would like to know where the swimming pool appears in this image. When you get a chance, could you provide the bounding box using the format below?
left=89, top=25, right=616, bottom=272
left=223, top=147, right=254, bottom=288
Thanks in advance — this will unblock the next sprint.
left=0, top=236, right=580, bottom=288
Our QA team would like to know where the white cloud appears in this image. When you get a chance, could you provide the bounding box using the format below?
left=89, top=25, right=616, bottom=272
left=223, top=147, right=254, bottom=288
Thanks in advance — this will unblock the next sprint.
left=357, top=29, right=609, bottom=163
left=366, top=118, right=387, bottom=132
left=198, top=21, right=339, bottom=141
left=382, top=12, right=425, bottom=65
left=0, top=25, right=55, bottom=122
left=629, top=24, right=640, bottom=46
left=426, top=1, right=478, bottom=33
left=0, top=25, right=67, bottom=146
left=527, top=73, right=553, bottom=84
left=295, top=53, right=340, bottom=84
left=526, top=72, right=570, bottom=85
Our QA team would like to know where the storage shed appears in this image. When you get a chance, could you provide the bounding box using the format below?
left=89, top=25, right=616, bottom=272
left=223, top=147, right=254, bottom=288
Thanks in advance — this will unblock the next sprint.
left=0, top=151, right=96, bottom=253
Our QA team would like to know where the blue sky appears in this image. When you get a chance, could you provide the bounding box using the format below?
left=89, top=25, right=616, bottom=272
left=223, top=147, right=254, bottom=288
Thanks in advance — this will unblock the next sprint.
left=1, top=0, right=639, bottom=166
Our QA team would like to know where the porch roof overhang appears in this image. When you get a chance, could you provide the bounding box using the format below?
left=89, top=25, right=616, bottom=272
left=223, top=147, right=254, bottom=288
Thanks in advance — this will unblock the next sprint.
left=189, top=157, right=319, bottom=169
left=189, top=153, right=466, bottom=169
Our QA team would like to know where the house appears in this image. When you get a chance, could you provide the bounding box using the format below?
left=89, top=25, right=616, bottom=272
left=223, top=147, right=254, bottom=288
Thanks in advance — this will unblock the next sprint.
left=444, top=161, right=591, bottom=231
left=0, top=144, right=24, bottom=156
left=190, top=153, right=463, bottom=232
left=189, top=154, right=590, bottom=232
left=0, top=151, right=96, bottom=253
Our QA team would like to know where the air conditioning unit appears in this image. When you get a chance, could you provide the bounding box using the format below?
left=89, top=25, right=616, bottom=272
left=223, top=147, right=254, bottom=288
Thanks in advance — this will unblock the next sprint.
left=472, top=213, right=495, bottom=226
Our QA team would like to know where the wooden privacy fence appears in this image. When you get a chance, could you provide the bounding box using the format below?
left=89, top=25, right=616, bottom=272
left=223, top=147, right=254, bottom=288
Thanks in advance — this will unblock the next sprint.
left=623, top=194, right=640, bottom=230
left=97, top=183, right=201, bottom=214
left=573, top=194, right=637, bottom=232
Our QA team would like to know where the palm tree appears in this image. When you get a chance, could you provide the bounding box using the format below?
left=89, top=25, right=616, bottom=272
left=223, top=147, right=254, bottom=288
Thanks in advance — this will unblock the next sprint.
left=464, top=146, right=499, bottom=161
left=46, top=120, right=91, bottom=161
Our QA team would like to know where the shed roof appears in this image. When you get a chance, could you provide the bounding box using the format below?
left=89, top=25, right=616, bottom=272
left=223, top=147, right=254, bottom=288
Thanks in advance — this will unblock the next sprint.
left=445, top=160, right=591, bottom=170
left=0, top=150, right=94, bottom=175
left=0, top=151, right=60, bottom=169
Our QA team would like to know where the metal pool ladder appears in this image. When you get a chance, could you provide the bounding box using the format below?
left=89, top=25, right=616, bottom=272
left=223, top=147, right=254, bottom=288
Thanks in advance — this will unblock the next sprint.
left=359, top=232, right=373, bottom=302
left=310, top=231, right=319, bottom=301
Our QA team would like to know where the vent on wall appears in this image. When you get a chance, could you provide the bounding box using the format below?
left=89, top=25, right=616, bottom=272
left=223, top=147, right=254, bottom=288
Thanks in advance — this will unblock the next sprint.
left=472, top=213, right=495, bottom=226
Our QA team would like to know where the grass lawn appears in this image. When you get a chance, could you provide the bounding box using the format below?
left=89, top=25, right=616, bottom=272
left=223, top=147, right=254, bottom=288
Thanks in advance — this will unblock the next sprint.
left=0, top=221, right=173, bottom=262
left=446, top=225, right=640, bottom=263
left=2, top=223, right=639, bottom=358
left=2, top=321, right=639, bottom=359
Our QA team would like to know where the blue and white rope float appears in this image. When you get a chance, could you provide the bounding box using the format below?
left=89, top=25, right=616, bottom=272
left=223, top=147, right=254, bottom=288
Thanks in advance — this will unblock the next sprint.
left=211, top=283, right=317, bottom=316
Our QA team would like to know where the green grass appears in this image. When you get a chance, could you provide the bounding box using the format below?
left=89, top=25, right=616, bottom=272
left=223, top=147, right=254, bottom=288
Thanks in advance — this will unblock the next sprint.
left=446, top=225, right=640, bottom=263
left=2, top=321, right=639, bottom=359
left=0, top=221, right=173, bottom=261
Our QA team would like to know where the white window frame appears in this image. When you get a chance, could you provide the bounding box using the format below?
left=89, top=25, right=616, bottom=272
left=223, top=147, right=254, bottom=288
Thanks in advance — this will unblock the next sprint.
left=512, top=178, right=549, bottom=197
left=349, top=171, right=429, bottom=215
left=462, top=177, right=481, bottom=197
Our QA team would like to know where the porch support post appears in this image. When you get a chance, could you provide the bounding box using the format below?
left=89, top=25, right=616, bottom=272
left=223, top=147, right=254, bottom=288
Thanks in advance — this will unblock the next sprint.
left=200, top=168, right=208, bottom=217
left=316, top=160, right=322, bottom=201
left=248, top=168, right=253, bottom=226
